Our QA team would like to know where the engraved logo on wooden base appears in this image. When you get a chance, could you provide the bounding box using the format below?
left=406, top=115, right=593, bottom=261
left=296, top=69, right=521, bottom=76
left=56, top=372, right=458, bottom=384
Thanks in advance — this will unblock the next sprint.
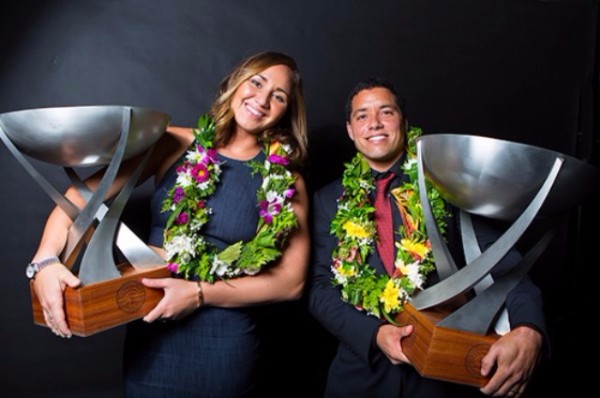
left=116, top=281, right=146, bottom=313
left=464, top=343, right=491, bottom=379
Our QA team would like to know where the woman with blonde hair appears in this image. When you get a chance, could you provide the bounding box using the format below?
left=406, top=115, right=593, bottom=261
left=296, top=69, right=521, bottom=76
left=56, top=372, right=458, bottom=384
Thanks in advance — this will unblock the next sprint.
left=30, top=51, right=310, bottom=397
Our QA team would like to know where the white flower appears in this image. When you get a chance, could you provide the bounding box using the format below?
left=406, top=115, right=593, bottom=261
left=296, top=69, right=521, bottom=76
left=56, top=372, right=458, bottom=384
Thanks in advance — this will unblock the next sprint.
left=399, top=261, right=424, bottom=289
left=330, top=266, right=348, bottom=284
left=281, top=143, right=292, bottom=154
left=338, top=203, right=349, bottom=211
left=270, top=172, right=286, bottom=180
left=198, top=180, right=211, bottom=191
left=186, top=149, right=202, bottom=163
left=266, top=190, right=284, bottom=205
left=261, top=176, right=271, bottom=190
left=176, top=172, right=193, bottom=188
left=403, top=158, right=417, bottom=172
left=394, top=257, right=405, bottom=270
left=210, top=258, right=229, bottom=277
left=165, top=235, right=196, bottom=261
left=358, top=237, right=374, bottom=246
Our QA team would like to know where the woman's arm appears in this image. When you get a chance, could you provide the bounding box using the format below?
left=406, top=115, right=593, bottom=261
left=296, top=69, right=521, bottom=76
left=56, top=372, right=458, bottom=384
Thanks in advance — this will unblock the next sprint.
left=31, top=128, right=190, bottom=337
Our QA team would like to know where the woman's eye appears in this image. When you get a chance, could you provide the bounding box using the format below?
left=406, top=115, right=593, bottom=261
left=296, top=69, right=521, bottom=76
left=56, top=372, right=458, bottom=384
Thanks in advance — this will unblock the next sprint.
left=251, top=78, right=262, bottom=88
left=273, top=94, right=286, bottom=104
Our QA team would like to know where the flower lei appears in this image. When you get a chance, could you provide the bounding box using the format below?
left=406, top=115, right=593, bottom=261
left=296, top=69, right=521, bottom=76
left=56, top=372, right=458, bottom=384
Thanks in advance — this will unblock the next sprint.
left=161, top=114, right=298, bottom=283
left=330, top=127, right=450, bottom=323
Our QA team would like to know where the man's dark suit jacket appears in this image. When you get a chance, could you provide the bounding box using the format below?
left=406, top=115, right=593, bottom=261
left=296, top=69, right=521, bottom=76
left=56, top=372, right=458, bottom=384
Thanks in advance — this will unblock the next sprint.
left=307, top=161, right=547, bottom=398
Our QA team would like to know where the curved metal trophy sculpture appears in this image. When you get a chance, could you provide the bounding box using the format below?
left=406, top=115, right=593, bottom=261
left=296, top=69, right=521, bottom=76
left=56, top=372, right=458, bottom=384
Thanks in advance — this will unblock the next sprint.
left=0, top=106, right=171, bottom=336
left=395, top=134, right=600, bottom=386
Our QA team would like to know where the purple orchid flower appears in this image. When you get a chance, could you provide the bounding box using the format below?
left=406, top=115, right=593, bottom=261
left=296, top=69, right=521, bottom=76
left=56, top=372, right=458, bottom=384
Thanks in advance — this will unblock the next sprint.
left=191, top=163, right=209, bottom=184
left=259, top=199, right=282, bottom=224
left=284, top=188, right=295, bottom=198
left=167, top=262, right=179, bottom=273
left=173, top=186, right=185, bottom=203
left=175, top=212, right=189, bottom=225
left=268, top=154, right=289, bottom=166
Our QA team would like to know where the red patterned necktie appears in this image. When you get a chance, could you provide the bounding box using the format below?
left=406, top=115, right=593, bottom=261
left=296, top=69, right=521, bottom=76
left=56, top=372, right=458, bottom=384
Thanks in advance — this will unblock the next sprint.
left=374, top=173, right=395, bottom=276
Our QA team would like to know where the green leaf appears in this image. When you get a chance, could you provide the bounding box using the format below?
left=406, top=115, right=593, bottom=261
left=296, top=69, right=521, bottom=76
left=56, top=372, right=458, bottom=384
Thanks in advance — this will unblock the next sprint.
left=217, top=241, right=243, bottom=264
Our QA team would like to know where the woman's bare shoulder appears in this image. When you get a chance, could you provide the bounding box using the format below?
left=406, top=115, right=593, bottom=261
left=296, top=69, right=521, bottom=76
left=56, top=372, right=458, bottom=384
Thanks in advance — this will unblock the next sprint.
left=166, top=126, right=194, bottom=142
left=154, top=126, right=194, bottom=152
left=149, top=126, right=194, bottom=181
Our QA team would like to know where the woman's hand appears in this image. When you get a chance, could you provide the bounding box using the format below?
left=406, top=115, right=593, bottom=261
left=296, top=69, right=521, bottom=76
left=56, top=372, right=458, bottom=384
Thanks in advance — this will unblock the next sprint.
left=142, top=277, right=202, bottom=323
left=32, top=264, right=80, bottom=338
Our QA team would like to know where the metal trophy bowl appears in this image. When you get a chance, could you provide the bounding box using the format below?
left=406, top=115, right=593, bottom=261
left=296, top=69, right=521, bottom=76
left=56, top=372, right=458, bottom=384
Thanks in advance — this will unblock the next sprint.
left=395, top=133, right=600, bottom=386
left=0, top=106, right=172, bottom=336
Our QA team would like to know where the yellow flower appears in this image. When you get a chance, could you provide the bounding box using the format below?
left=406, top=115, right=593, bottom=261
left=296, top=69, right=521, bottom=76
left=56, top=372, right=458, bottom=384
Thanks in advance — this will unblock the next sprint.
left=338, top=265, right=357, bottom=278
left=343, top=220, right=371, bottom=239
left=400, top=238, right=430, bottom=261
left=380, top=279, right=401, bottom=313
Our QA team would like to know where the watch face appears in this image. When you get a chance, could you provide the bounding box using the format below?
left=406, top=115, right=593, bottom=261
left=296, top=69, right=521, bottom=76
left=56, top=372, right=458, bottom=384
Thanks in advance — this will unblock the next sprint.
left=26, top=264, right=36, bottom=279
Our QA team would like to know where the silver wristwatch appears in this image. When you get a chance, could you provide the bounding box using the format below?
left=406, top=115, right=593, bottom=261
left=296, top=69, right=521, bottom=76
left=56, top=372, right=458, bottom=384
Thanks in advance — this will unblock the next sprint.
left=26, top=256, right=61, bottom=280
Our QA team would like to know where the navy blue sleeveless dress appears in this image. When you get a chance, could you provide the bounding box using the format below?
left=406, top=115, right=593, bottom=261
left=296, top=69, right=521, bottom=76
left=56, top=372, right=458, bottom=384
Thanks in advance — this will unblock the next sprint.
left=123, top=151, right=265, bottom=398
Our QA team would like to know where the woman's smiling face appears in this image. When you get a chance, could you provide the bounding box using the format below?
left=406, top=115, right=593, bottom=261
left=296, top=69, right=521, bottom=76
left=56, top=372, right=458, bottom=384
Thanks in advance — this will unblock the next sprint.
left=231, top=64, right=293, bottom=135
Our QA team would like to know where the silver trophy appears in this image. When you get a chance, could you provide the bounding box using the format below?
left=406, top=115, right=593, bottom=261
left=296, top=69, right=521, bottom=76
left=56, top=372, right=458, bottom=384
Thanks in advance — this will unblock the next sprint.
left=0, top=106, right=171, bottom=335
left=396, top=133, right=599, bottom=385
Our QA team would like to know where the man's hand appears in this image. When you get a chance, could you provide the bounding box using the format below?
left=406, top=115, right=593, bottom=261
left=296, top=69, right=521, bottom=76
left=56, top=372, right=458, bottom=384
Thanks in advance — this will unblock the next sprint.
left=376, top=323, right=414, bottom=365
left=480, top=326, right=543, bottom=397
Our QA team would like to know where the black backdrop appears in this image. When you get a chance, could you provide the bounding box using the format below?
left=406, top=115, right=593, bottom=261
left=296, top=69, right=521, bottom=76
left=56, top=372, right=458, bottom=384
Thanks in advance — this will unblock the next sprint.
left=0, top=1, right=598, bottom=397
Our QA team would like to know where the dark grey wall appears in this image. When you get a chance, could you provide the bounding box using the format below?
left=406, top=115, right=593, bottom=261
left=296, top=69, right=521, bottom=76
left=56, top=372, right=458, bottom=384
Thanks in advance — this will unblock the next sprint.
left=1, top=1, right=597, bottom=397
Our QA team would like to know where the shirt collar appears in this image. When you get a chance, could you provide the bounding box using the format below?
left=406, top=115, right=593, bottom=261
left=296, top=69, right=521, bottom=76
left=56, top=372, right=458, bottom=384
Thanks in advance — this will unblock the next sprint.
left=371, top=152, right=407, bottom=181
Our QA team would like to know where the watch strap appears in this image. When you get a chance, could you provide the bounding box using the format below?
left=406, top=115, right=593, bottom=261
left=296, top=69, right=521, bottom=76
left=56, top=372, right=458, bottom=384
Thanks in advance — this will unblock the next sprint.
left=26, top=256, right=61, bottom=279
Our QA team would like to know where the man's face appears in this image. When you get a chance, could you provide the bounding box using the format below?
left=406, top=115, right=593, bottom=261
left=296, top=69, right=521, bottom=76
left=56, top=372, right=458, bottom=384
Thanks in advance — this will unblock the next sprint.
left=346, top=87, right=405, bottom=172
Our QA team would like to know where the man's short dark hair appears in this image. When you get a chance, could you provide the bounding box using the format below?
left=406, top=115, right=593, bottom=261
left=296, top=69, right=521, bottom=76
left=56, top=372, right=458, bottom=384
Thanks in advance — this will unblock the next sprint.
left=345, top=77, right=406, bottom=122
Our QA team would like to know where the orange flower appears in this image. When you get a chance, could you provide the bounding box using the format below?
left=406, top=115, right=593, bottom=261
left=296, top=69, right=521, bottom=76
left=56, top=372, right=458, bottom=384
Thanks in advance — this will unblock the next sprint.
left=269, top=140, right=282, bottom=155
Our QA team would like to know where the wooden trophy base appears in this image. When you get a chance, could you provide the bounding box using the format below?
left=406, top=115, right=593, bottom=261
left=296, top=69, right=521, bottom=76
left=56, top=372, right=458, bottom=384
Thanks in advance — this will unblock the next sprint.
left=30, top=264, right=170, bottom=337
left=395, top=303, right=500, bottom=387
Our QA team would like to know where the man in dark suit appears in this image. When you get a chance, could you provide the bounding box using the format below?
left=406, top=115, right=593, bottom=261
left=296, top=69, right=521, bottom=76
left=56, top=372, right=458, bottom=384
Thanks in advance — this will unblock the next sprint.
left=307, top=78, right=545, bottom=397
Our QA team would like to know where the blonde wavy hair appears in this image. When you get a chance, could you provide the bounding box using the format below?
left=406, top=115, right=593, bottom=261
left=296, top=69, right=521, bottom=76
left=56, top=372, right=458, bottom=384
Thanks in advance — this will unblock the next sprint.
left=210, top=51, right=308, bottom=167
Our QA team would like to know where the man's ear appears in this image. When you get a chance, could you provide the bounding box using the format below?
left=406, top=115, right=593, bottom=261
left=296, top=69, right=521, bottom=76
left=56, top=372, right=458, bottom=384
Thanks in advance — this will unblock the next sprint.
left=346, top=122, right=355, bottom=142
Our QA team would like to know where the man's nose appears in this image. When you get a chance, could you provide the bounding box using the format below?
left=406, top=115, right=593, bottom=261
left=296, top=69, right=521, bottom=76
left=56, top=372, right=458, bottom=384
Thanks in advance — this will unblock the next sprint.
left=368, top=115, right=383, bottom=130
